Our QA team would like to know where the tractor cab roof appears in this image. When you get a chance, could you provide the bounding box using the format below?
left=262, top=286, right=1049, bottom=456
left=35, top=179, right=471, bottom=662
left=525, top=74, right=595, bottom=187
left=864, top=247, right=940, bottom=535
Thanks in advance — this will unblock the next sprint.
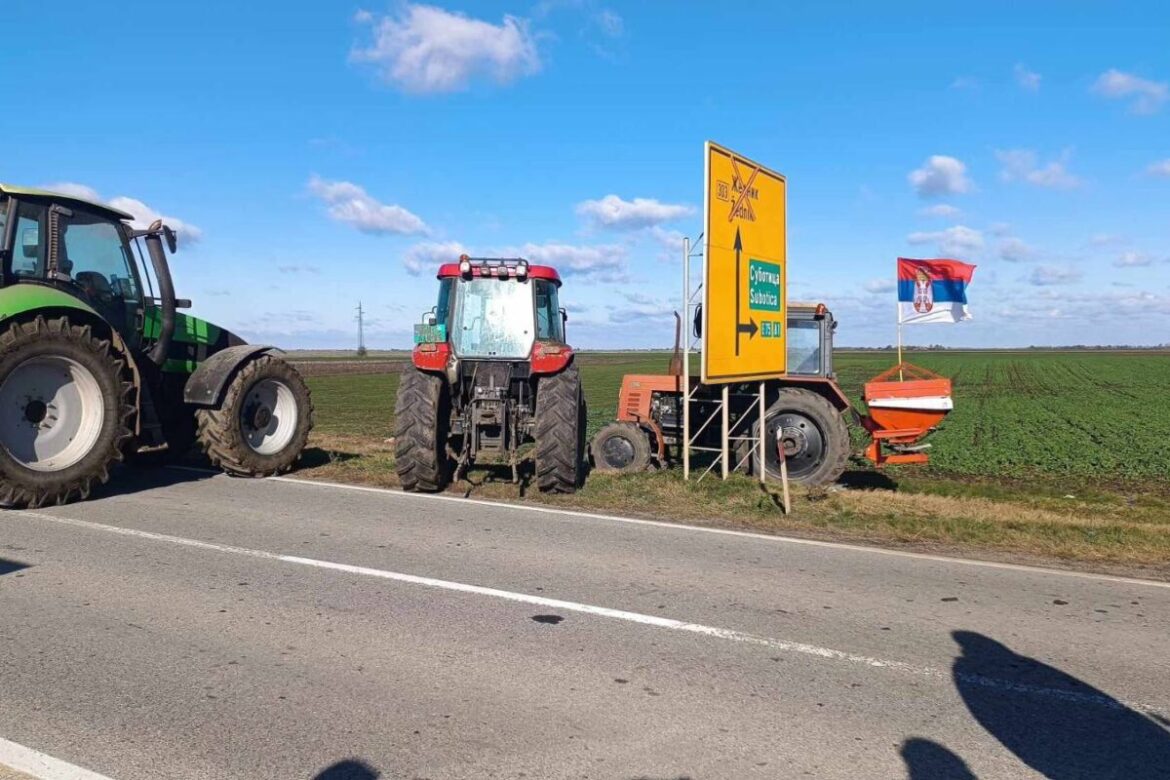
left=437, top=256, right=561, bottom=286
left=0, top=183, right=135, bottom=222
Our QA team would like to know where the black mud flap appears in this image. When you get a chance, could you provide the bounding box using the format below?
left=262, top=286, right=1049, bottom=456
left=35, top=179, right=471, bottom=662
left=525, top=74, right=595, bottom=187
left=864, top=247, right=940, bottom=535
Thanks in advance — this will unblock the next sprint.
left=183, top=345, right=279, bottom=407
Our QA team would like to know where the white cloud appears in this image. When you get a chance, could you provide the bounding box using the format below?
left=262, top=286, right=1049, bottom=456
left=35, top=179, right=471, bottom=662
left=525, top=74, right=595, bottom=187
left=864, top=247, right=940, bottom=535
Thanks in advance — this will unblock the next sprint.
left=1029, top=265, right=1082, bottom=286
left=41, top=182, right=203, bottom=244
left=950, top=76, right=980, bottom=91
left=998, top=237, right=1033, bottom=263
left=608, top=291, right=675, bottom=324
left=1088, top=233, right=1126, bottom=247
left=576, top=194, right=693, bottom=230
left=918, top=204, right=961, bottom=218
left=995, top=149, right=1082, bottom=189
left=1092, top=69, right=1168, bottom=115
left=1014, top=64, right=1041, bottom=91
left=1146, top=159, right=1170, bottom=178
left=906, top=225, right=984, bottom=256
left=43, top=182, right=102, bottom=202
left=351, top=4, right=540, bottom=93
left=1114, top=251, right=1152, bottom=268
left=864, top=278, right=896, bottom=294
left=907, top=155, right=972, bottom=198
left=510, top=241, right=628, bottom=282
left=307, top=176, right=427, bottom=235
left=105, top=197, right=204, bottom=244
left=403, top=240, right=466, bottom=276
left=276, top=264, right=321, bottom=275
left=595, top=9, right=623, bottom=37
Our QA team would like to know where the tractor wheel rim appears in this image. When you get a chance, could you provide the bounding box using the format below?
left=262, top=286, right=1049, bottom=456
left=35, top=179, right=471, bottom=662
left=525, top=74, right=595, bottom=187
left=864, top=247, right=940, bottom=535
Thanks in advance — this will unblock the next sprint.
left=241, top=378, right=298, bottom=456
left=766, top=412, right=826, bottom=480
left=601, top=433, right=637, bottom=469
left=0, top=356, right=106, bottom=472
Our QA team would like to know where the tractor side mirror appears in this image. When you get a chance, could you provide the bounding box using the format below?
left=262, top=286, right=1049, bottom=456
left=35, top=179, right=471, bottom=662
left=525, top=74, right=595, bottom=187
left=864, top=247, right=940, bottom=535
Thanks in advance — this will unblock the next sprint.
left=423, top=308, right=437, bottom=326
left=163, top=226, right=178, bottom=254
left=692, top=304, right=703, bottom=338
left=560, top=307, right=568, bottom=323
left=175, top=298, right=192, bottom=309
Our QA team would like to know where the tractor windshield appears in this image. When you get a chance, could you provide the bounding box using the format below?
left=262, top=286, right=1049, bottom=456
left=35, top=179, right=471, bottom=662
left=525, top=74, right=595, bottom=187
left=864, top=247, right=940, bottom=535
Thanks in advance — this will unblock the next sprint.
left=450, top=278, right=535, bottom=359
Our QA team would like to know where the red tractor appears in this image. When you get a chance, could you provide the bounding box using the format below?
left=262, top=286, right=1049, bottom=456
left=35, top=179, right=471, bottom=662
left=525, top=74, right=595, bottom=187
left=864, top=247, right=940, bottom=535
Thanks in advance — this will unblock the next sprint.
left=394, top=256, right=585, bottom=493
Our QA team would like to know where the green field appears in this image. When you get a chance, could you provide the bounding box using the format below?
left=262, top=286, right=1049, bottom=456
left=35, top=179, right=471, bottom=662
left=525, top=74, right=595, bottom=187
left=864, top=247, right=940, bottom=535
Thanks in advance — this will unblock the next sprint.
left=304, top=350, right=1170, bottom=486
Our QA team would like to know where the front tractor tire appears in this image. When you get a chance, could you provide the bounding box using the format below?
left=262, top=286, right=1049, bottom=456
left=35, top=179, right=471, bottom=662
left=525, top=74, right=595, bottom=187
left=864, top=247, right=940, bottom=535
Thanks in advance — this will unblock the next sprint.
left=0, top=316, right=133, bottom=507
left=196, top=355, right=313, bottom=477
left=534, top=363, right=587, bottom=493
left=750, top=388, right=850, bottom=488
left=394, top=366, right=451, bottom=492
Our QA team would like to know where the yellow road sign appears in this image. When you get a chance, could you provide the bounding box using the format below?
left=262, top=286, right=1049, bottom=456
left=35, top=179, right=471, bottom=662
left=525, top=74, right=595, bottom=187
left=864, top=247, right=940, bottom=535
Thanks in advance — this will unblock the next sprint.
left=702, top=141, right=787, bottom=383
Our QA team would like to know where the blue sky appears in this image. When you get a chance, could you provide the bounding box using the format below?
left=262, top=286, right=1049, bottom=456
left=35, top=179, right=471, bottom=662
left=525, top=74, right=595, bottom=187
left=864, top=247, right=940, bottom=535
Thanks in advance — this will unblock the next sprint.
left=4, top=0, right=1168, bottom=348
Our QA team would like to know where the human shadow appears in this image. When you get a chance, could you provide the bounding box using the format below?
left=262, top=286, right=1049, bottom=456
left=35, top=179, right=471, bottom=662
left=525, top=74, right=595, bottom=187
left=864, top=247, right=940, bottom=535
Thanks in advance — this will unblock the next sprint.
left=952, top=630, right=1170, bottom=779
left=900, top=738, right=977, bottom=779
left=0, top=557, right=31, bottom=576
left=312, top=758, right=380, bottom=779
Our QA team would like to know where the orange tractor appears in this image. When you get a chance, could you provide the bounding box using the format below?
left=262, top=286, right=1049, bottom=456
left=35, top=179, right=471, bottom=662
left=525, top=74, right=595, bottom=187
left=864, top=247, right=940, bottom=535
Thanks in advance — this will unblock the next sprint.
left=590, top=303, right=952, bottom=485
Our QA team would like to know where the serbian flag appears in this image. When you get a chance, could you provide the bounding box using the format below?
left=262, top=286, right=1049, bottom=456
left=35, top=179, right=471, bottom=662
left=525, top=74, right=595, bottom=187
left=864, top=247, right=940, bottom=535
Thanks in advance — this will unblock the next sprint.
left=898, top=258, right=976, bottom=325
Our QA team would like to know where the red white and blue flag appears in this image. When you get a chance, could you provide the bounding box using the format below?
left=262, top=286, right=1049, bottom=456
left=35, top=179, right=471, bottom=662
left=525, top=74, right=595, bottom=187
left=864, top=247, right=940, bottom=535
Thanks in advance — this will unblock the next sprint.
left=897, top=258, right=976, bottom=325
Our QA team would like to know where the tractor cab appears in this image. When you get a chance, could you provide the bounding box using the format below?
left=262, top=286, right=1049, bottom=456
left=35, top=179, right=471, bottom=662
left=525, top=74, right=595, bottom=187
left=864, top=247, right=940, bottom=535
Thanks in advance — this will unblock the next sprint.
left=420, top=256, right=566, bottom=361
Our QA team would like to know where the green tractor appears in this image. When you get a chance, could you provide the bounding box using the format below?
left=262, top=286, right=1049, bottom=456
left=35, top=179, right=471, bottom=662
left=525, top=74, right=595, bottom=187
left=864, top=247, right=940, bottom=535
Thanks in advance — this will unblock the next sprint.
left=0, top=184, right=313, bottom=507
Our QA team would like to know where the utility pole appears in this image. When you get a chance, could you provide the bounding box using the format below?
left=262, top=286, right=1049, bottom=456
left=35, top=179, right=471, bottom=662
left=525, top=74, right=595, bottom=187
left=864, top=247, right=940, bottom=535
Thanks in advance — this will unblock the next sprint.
left=355, top=301, right=367, bottom=356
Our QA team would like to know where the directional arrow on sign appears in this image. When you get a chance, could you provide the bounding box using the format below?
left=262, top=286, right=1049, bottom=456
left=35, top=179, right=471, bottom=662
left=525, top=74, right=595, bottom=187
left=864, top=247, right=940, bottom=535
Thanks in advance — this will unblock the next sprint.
left=733, top=227, right=757, bottom=356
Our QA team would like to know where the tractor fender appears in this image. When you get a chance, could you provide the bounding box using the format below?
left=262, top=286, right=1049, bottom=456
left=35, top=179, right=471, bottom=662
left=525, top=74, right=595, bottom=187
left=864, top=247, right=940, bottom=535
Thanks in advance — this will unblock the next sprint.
left=183, top=345, right=281, bottom=407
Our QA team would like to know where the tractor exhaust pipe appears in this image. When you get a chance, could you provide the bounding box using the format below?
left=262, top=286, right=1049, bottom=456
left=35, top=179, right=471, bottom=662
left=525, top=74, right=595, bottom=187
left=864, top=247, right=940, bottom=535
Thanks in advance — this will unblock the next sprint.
left=133, top=220, right=179, bottom=367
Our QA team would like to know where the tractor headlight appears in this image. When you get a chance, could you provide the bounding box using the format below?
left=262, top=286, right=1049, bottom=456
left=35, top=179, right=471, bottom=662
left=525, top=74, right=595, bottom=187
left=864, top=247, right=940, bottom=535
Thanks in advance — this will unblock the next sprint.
left=459, top=257, right=472, bottom=276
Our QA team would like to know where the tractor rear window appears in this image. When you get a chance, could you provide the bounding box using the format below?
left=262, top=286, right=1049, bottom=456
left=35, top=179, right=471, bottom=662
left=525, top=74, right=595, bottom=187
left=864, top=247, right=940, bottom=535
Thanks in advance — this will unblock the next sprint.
left=451, top=278, right=535, bottom=359
left=787, top=319, right=823, bottom=375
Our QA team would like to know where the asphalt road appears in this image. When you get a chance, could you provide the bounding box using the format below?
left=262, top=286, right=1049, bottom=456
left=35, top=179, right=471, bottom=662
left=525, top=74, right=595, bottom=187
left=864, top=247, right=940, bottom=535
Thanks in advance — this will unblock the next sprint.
left=2, top=468, right=1168, bottom=780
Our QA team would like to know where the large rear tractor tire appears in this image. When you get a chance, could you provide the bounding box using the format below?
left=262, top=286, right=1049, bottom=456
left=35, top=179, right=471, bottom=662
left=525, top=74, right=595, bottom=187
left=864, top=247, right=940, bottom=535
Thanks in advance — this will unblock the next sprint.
left=196, top=355, right=313, bottom=477
left=0, top=316, right=133, bottom=507
left=534, top=363, right=586, bottom=493
left=394, top=366, right=451, bottom=492
left=590, top=421, right=652, bottom=474
left=750, top=388, right=850, bottom=487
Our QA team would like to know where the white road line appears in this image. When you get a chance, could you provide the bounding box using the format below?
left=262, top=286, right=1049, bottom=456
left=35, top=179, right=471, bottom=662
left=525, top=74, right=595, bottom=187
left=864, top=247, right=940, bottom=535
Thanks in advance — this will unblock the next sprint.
left=16, top=509, right=1168, bottom=718
left=262, top=474, right=1170, bottom=590
left=0, top=737, right=115, bottom=780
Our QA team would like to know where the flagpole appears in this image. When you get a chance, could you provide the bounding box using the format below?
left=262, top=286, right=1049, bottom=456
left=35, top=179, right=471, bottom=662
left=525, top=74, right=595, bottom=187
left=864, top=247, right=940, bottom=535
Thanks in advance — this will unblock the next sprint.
left=896, top=276, right=904, bottom=380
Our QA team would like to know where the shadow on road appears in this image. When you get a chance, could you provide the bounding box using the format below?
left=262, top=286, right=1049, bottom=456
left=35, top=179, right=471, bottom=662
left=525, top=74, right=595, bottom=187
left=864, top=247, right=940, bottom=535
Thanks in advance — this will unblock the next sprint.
left=0, top=557, right=30, bottom=576
left=900, top=738, right=976, bottom=779
left=951, top=630, right=1170, bottom=779
left=312, top=758, right=380, bottom=779
left=83, top=461, right=215, bottom=502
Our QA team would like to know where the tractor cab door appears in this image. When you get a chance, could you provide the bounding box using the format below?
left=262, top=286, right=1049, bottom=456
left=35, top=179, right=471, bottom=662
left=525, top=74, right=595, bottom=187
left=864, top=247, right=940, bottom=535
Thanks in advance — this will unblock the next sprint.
left=50, top=206, right=146, bottom=349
